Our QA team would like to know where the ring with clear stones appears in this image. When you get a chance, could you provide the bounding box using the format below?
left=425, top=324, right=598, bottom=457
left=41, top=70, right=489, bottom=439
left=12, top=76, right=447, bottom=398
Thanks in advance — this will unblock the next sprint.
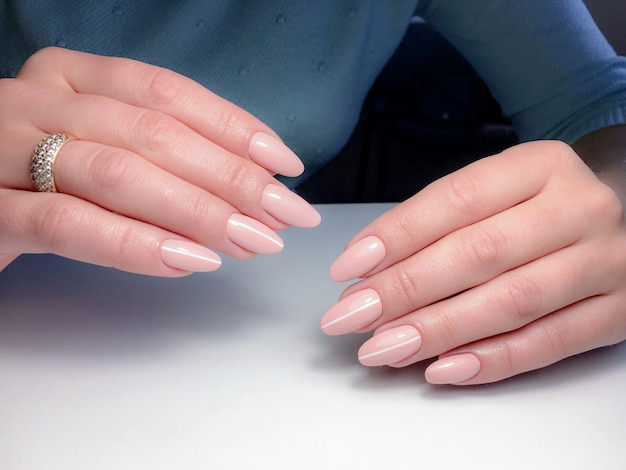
left=30, top=133, right=74, bottom=192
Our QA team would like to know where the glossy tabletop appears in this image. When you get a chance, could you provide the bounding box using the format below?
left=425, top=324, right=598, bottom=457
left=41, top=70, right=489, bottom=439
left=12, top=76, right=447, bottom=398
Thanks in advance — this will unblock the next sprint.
left=1, top=204, right=625, bottom=470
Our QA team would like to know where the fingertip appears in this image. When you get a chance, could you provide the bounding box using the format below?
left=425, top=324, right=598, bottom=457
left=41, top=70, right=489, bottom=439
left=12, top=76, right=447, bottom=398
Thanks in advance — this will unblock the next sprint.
left=249, top=132, right=305, bottom=177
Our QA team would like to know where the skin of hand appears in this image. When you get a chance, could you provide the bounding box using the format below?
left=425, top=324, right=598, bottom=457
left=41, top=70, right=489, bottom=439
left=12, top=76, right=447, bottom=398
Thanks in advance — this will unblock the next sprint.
left=0, top=47, right=319, bottom=276
left=323, top=134, right=626, bottom=385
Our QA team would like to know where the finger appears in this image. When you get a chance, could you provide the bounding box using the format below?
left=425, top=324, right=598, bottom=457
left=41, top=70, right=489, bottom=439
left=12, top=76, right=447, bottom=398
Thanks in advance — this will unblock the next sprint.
left=1, top=122, right=285, bottom=257
left=424, top=292, right=626, bottom=385
left=54, top=140, right=282, bottom=257
left=358, top=237, right=622, bottom=368
left=323, top=179, right=616, bottom=334
left=32, top=135, right=283, bottom=257
left=0, top=188, right=222, bottom=277
left=17, top=47, right=305, bottom=177
left=330, top=141, right=595, bottom=281
left=11, top=82, right=287, bottom=227
left=3, top=80, right=319, bottom=230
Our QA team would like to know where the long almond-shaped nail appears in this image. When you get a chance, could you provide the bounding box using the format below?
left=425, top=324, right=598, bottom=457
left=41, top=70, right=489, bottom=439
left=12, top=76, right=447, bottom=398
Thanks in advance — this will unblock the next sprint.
left=249, top=132, right=305, bottom=177
left=227, top=213, right=284, bottom=254
left=330, top=235, right=386, bottom=282
left=262, top=184, right=321, bottom=228
left=160, top=239, right=222, bottom=272
left=321, top=289, right=382, bottom=336
left=425, top=353, right=481, bottom=384
left=358, top=325, right=422, bottom=366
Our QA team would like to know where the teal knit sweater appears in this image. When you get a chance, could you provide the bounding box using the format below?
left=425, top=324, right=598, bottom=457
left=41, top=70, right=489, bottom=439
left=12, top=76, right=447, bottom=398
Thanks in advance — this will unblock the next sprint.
left=2, top=0, right=626, bottom=178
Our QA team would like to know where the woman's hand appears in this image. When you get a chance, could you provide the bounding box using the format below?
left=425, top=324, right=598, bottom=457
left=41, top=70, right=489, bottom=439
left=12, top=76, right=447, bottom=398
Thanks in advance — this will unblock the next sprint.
left=322, top=140, right=626, bottom=385
left=0, top=47, right=320, bottom=276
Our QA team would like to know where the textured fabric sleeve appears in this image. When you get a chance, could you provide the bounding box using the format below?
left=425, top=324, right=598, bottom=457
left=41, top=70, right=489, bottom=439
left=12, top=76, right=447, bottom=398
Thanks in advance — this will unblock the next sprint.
left=415, top=0, right=626, bottom=143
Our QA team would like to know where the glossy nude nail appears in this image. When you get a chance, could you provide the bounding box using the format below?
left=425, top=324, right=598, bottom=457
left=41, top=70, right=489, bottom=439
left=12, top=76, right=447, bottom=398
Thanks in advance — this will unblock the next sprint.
left=249, top=132, right=305, bottom=177
left=321, top=289, right=382, bottom=336
left=160, top=239, right=222, bottom=272
left=425, top=353, right=481, bottom=385
left=358, top=325, right=422, bottom=367
left=330, top=235, right=386, bottom=282
left=227, top=213, right=284, bottom=254
left=261, top=184, right=321, bottom=228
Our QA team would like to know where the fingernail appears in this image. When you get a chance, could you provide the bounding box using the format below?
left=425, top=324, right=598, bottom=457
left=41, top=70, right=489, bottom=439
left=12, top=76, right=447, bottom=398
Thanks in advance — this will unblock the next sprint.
left=330, top=235, right=386, bottom=282
left=249, top=132, right=305, bottom=177
left=358, top=325, right=422, bottom=366
left=227, top=213, right=284, bottom=254
left=321, top=288, right=382, bottom=335
left=425, top=353, right=481, bottom=384
left=262, top=184, right=321, bottom=228
left=160, top=239, right=222, bottom=272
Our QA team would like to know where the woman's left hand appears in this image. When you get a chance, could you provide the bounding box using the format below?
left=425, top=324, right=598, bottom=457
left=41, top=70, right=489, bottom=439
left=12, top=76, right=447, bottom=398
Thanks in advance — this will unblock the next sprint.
left=321, top=140, right=626, bottom=385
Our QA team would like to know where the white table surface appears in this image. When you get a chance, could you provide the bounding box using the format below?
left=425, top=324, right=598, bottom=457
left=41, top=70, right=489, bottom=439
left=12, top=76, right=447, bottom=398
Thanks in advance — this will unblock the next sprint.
left=1, top=203, right=625, bottom=470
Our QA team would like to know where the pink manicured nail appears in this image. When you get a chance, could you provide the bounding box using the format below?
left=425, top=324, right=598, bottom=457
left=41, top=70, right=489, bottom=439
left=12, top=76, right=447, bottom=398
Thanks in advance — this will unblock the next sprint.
left=227, top=213, right=284, bottom=254
left=321, top=288, right=382, bottom=336
left=249, top=132, right=305, bottom=177
left=425, top=353, right=481, bottom=384
left=358, top=325, right=422, bottom=366
left=160, top=239, right=222, bottom=272
left=261, top=184, right=321, bottom=228
left=330, top=235, right=386, bottom=282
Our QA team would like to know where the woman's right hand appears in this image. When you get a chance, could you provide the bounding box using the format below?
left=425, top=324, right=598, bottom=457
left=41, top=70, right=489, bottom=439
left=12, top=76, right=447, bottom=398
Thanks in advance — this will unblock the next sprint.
left=0, top=47, right=320, bottom=276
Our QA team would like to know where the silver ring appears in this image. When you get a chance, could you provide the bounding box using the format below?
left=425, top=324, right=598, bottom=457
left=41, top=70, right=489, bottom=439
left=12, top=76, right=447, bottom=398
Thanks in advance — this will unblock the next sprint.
left=30, top=133, right=74, bottom=192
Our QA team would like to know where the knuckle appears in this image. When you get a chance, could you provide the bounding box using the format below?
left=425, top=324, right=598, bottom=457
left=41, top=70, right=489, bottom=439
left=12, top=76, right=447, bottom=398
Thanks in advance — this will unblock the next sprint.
left=537, top=323, right=569, bottom=360
left=499, top=275, right=542, bottom=323
left=592, top=184, right=623, bottom=226
left=135, top=109, right=182, bottom=152
left=185, top=191, right=212, bottom=224
left=442, top=170, right=480, bottom=214
left=18, top=47, right=69, bottom=79
left=499, top=340, right=517, bottom=376
left=30, top=198, right=80, bottom=250
left=433, top=309, right=462, bottom=346
left=459, top=225, right=507, bottom=272
left=220, top=157, right=255, bottom=193
left=23, top=46, right=64, bottom=68
left=111, top=222, right=141, bottom=262
left=390, top=210, right=418, bottom=242
left=143, top=67, right=181, bottom=107
left=533, top=140, right=576, bottom=171
left=389, top=268, right=422, bottom=307
left=87, top=148, right=138, bottom=191
left=213, top=108, right=238, bottom=139
left=547, top=139, right=575, bottom=161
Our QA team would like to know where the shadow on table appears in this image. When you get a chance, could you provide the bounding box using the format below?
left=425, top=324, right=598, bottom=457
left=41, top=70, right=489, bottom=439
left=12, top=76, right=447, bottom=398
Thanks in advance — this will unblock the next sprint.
left=0, top=254, right=271, bottom=359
